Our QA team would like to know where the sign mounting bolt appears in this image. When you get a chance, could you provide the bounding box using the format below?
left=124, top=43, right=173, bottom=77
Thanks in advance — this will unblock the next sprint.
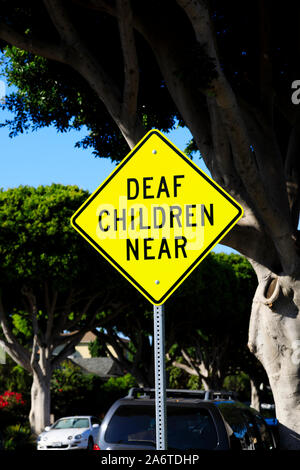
left=155, top=280, right=160, bottom=284
left=152, top=149, right=157, bottom=155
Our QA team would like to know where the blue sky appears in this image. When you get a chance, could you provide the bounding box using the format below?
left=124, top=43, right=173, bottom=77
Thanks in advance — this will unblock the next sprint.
left=0, top=85, right=236, bottom=255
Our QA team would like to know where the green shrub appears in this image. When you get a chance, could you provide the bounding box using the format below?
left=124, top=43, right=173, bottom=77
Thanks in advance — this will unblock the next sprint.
left=102, top=374, right=136, bottom=392
left=3, top=424, right=35, bottom=450
left=51, top=361, right=136, bottom=419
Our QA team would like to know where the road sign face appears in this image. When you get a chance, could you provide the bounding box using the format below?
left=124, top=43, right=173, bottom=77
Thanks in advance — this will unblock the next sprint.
left=71, top=130, right=243, bottom=305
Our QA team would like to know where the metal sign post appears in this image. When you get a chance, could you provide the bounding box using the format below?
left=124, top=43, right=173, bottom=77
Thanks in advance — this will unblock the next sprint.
left=153, top=303, right=167, bottom=450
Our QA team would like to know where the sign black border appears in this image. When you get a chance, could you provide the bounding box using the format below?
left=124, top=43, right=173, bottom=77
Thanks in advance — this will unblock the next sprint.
left=71, top=130, right=243, bottom=305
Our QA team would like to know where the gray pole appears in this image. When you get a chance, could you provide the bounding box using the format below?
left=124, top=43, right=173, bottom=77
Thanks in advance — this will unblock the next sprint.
left=153, top=303, right=167, bottom=450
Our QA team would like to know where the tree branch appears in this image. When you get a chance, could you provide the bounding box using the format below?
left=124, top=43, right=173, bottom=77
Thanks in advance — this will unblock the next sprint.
left=0, top=22, right=68, bottom=63
left=0, top=293, right=31, bottom=372
left=170, top=358, right=198, bottom=377
left=207, top=97, right=233, bottom=188
left=117, top=0, right=139, bottom=122
left=43, top=0, right=145, bottom=148
left=176, top=0, right=298, bottom=274
left=285, top=119, right=300, bottom=233
left=43, top=0, right=121, bottom=114
left=93, top=328, right=131, bottom=371
left=259, top=0, right=274, bottom=121
left=51, top=332, right=85, bottom=370
left=70, top=0, right=116, bottom=16
left=45, top=283, right=58, bottom=344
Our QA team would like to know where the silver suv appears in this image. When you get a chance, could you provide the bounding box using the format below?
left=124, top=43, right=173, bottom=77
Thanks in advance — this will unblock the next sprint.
left=94, top=388, right=277, bottom=451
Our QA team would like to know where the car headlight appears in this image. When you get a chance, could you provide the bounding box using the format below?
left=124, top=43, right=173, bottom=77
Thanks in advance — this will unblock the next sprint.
left=74, top=434, right=82, bottom=440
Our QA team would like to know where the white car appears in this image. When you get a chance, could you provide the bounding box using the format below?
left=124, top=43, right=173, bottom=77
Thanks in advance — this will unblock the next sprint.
left=37, top=416, right=101, bottom=450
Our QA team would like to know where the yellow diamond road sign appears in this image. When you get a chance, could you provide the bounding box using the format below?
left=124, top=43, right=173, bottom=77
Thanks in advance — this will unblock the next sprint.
left=71, top=130, right=243, bottom=305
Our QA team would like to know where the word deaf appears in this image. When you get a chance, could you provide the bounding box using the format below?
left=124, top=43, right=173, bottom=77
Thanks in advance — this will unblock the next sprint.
left=71, top=130, right=243, bottom=305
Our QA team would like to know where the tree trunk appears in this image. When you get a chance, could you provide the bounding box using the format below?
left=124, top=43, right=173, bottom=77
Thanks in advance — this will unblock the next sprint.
left=29, top=370, right=51, bottom=436
left=201, top=374, right=224, bottom=392
left=250, top=379, right=261, bottom=411
left=248, top=273, right=300, bottom=449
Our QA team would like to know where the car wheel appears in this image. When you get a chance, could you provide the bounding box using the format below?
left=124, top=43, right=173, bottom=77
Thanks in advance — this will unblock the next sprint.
left=87, top=437, right=94, bottom=450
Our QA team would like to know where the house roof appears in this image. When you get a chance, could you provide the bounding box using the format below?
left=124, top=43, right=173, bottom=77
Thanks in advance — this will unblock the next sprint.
left=70, top=357, right=123, bottom=378
left=80, top=331, right=97, bottom=343
left=59, top=330, right=130, bottom=345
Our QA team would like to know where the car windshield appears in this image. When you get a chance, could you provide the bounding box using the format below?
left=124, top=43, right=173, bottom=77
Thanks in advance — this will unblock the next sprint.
left=52, top=418, right=89, bottom=429
left=105, top=405, right=218, bottom=450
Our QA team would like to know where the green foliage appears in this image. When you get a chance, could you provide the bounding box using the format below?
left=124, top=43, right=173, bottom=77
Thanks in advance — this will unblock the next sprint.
left=164, top=252, right=259, bottom=391
left=11, top=311, right=32, bottom=339
left=0, top=184, right=261, bottom=410
left=167, top=252, right=256, bottom=340
left=0, top=184, right=89, bottom=284
left=223, top=372, right=251, bottom=395
left=0, top=0, right=292, bottom=164
left=187, top=375, right=202, bottom=390
left=0, top=41, right=177, bottom=161
left=51, top=361, right=136, bottom=418
left=88, top=336, right=107, bottom=358
left=184, top=138, right=201, bottom=159
left=102, top=373, right=137, bottom=393
left=168, top=364, right=203, bottom=390
left=0, top=356, right=31, bottom=405
left=51, top=361, right=102, bottom=417
left=3, top=423, right=35, bottom=450
left=0, top=184, right=130, bottom=354
left=51, top=360, right=94, bottom=395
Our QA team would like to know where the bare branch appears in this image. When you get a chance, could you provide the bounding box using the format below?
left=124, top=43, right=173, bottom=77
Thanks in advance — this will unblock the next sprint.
left=63, top=292, right=101, bottom=331
left=181, top=348, right=200, bottom=375
left=51, top=288, right=78, bottom=337
left=0, top=22, right=68, bottom=63
left=170, top=358, right=198, bottom=376
left=45, top=283, right=58, bottom=344
left=21, top=287, right=46, bottom=374
left=0, top=294, right=31, bottom=372
left=0, top=338, right=31, bottom=373
left=21, top=286, right=45, bottom=346
left=44, top=0, right=84, bottom=48
left=30, top=334, right=40, bottom=372
left=44, top=0, right=146, bottom=147
left=285, top=119, right=300, bottom=232
left=207, top=97, right=240, bottom=191
left=70, top=0, right=116, bottom=16
left=43, top=0, right=122, bottom=119
left=51, top=333, right=85, bottom=370
left=51, top=313, right=108, bottom=369
left=104, top=327, right=132, bottom=367
left=117, top=0, right=139, bottom=121
left=168, top=348, right=208, bottom=381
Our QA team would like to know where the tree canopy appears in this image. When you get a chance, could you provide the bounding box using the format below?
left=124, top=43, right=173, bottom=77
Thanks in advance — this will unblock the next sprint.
left=0, top=1, right=299, bottom=268
left=0, top=184, right=144, bottom=433
left=91, top=251, right=260, bottom=391
left=166, top=253, right=259, bottom=389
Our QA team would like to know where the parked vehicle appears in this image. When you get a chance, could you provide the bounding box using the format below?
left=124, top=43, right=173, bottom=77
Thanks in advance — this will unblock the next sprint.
left=94, top=388, right=277, bottom=451
left=37, top=416, right=101, bottom=450
left=260, top=403, right=279, bottom=448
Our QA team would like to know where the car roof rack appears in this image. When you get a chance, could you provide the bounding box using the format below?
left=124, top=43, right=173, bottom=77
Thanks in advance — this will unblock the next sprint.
left=127, top=388, right=238, bottom=401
